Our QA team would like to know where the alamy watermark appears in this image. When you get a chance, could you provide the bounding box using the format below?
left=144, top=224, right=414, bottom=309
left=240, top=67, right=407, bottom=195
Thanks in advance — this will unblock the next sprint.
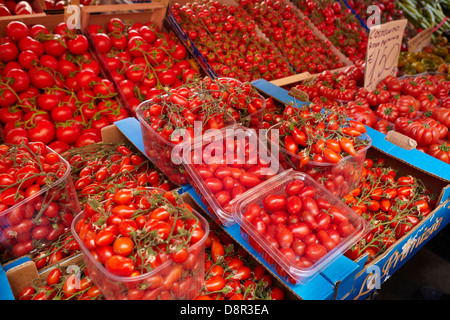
left=366, top=5, right=381, bottom=29
left=65, top=5, right=81, bottom=30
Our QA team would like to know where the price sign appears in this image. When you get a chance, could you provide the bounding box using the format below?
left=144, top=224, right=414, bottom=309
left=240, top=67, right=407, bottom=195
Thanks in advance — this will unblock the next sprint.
left=364, top=20, right=408, bottom=91
left=407, top=25, right=435, bottom=53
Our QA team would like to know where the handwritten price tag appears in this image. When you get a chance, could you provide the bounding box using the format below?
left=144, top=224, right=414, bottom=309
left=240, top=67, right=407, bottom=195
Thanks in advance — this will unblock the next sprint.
left=408, top=25, right=435, bottom=53
left=364, top=20, right=408, bottom=91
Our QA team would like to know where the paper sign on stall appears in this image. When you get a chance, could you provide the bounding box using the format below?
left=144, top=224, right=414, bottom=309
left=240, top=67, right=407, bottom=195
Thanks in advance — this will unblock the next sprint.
left=407, top=25, right=435, bottom=52
left=364, top=19, right=408, bottom=91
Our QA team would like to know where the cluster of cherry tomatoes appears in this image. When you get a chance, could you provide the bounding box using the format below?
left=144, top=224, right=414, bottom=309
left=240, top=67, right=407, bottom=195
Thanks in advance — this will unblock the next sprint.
left=271, top=100, right=370, bottom=196
left=343, top=158, right=435, bottom=263
left=290, top=66, right=450, bottom=164
left=195, top=219, right=285, bottom=300
left=293, top=0, right=369, bottom=62
left=170, top=0, right=294, bottom=82
left=18, top=262, right=103, bottom=300
left=0, top=141, right=80, bottom=257
left=185, top=125, right=281, bottom=226
left=73, top=188, right=207, bottom=300
left=63, top=143, right=172, bottom=204
left=31, top=233, right=81, bottom=271
left=0, top=20, right=130, bottom=153
left=86, top=17, right=201, bottom=116
left=236, top=172, right=364, bottom=285
left=237, top=0, right=345, bottom=74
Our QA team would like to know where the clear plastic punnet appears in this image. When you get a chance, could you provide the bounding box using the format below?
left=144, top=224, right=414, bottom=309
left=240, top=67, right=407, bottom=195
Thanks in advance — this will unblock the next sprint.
left=71, top=187, right=209, bottom=300
left=0, top=144, right=80, bottom=257
left=232, top=169, right=369, bottom=285
left=136, top=97, right=193, bottom=186
left=181, top=124, right=283, bottom=226
left=268, top=122, right=372, bottom=198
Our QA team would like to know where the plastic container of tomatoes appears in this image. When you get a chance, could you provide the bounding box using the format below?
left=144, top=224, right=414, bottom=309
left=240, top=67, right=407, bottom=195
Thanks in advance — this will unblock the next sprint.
left=181, top=124, right=283, bottom=227
left=268, top=122, right=372, bottom=198
left=0, top=143, right=81, bottom=258
left=232, top=169, right=369, bottom=285
left=70, top=187, right=209, bottom=300
left=216, top=77, right=267, bottom=130
left=136, top=95, right=237, bottom=186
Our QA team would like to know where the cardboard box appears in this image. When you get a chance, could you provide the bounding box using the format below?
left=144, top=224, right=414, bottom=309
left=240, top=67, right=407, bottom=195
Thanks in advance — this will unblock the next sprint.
left=342, top=134, right=450, bottom=300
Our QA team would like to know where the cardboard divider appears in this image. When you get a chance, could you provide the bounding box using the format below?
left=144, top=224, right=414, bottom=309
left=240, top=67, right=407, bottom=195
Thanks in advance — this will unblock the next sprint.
left=271, top=66, right=353, bottom=89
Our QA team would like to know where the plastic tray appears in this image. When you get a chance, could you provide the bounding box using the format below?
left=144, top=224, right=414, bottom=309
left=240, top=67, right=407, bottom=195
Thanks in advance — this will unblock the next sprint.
left=181, top=124, right=283, bottom=226
left=232, top=169, right=369, bottom=285
left=0, top=144, right=80, bottom=257
left=268, top=122, right=372, bottom=197
left=71, top=188, right=209, bottom=300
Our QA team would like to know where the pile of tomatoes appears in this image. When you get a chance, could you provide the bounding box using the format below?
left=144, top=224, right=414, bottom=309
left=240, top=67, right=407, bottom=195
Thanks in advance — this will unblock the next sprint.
left=86, top=17, right=201, bottom=116
left=0, top=20, right=130, bottom=153
left=73, top=188, right=207, bottom=300
left=170, top=0, right=294, bottom=82
left=293, top=0, right=368, bottom=62
left=0, top=141, right=81, bottom=257
left=63, top=143, right=171, bottom=204
left=195, top=220, right=285, bottom=300
left=237, top=0, right=345, bottom=74
left=237, top=173, right=363, bottom=285
left=343, top=158, right=435, bottom=263
left=18, top=262, right=103, bottom=300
